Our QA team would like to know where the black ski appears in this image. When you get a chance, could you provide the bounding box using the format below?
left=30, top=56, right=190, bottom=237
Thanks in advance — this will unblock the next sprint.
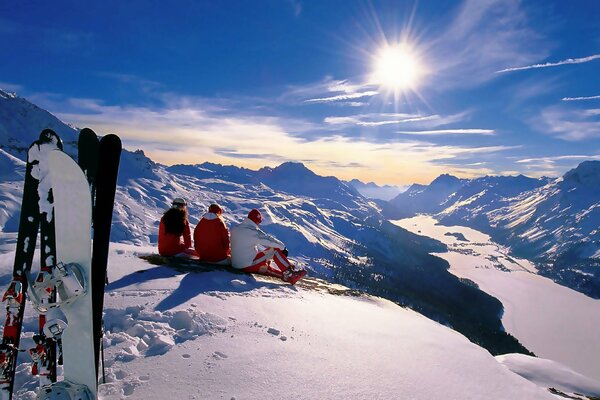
left=77, top=128, right=100, bottom=200
left=91, top=134, right=121, bottom=379
left=0, top=129, right=62, bottom=400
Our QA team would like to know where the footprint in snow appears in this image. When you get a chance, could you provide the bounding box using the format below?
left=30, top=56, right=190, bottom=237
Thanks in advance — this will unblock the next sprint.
left=213, top=351, right=228, bottom=359
left=114, top=370, right=128, bottom=380
left=122, top=379, right=142, bottom=397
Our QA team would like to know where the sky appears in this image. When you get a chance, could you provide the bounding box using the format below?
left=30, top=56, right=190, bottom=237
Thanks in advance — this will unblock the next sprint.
left=1, top=0, right=599, bottom=185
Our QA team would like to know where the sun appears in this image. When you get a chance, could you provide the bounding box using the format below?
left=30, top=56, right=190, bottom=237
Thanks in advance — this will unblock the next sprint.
left=370, top=43, right=423, bottom=91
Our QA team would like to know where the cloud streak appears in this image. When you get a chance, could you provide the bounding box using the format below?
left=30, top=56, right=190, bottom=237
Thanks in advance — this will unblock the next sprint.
left=304, top=90, right=379, bottom=103
left=496, top=54, right=600, bottom=73
left=397, top=129, right=495, bottom=135
left=517, top=155, right=600, bottom=164
left=562, top=95, right=600, bottom=102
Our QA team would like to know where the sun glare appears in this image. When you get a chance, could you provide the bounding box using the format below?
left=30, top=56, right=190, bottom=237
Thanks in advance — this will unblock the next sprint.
left=371, top=44, right=422, bottom=91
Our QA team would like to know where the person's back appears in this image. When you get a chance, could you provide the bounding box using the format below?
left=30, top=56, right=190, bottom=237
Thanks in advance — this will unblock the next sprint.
left=194, top=204, right=230, bottom=263
left=230, top=209, right=305, bottom=284
left=158, top=198, right=194, bottom=257
left=230, top=218, right=263, bottom=269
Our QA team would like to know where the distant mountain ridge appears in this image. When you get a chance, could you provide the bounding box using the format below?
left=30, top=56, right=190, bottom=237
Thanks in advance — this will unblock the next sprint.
left=383, top=165, right=600, bottom=298
left=388, top=173, right=467, bottom=216
left=348, top=179, right=406, bottom=201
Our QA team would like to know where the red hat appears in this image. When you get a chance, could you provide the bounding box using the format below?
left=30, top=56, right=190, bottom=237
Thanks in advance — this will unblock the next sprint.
left=208, top=203, right=223, bottom=214
left=248, top=209, right=262, bottom=225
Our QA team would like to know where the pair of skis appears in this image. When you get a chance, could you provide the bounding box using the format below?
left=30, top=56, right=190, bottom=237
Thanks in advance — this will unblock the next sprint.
left=0, top=128, right=121, bottom=399
left=78, top=128, right=122, bottom=382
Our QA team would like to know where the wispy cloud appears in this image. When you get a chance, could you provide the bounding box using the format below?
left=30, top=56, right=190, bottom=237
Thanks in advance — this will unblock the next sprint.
left=397, top=129, right=495, bottom=135
left=562, top=95, right=600, bottom=102
left=285, top=77, right=380, bottom=106
left=515, top=154, right=600, bottom=177
left=324, top=113, right=439, bottom=127
left=496, top=54, right=600, bottom=73
left=324, top=111, right=470, bottom=128
left=516, top=155, right=600, bottom=164
left=304, top=90, right=379, bottom=103
left=430, top=0, right=548, bottom=87
left=535, top=105, right=600, bottom=141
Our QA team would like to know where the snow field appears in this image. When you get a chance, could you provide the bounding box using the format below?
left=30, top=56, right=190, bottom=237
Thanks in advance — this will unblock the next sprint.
left=393, top=216, right=600, bottom=384
left=94, top=245, right=556, bottom=399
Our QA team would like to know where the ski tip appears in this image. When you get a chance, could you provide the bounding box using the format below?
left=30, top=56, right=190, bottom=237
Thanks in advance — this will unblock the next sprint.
left=79, top=127, right=99, bottom=139
left=100, top=134, right=122, bottom=149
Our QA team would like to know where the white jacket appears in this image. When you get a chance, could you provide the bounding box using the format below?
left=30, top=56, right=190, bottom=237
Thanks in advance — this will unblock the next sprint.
left=230, top=218, right=285, bottom=269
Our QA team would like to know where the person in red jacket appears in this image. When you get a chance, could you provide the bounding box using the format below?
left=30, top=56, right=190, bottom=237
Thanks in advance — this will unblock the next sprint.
left=158, top=198, right=197, bottom=257
left=193, top=203, right=231, bottom=264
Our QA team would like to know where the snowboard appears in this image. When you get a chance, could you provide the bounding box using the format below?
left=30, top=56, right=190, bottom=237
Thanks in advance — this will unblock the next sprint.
left=41, top=150, right=95, bottom=398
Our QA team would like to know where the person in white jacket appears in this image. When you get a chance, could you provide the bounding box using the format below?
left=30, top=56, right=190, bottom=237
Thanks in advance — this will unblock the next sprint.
left=230, top=209, right=306, bottom=285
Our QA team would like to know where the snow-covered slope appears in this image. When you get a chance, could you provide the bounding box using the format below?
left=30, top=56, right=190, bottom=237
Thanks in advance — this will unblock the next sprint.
left=0, top=243, right=582, bottom=400
left=0, top=149, right=25, bottom=232
left=395, top=216, right=600, bottom=383
left=0, top=89, right=78, bottom=157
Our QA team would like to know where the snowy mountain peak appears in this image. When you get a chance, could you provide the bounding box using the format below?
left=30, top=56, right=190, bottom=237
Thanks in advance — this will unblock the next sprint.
left=562, top=161, right=600, bottom=189
left=430, top=173, right=463, bottom=186
left=259, top=161, right=315, bottom=177
left=0, top=88, right=18, bottom=100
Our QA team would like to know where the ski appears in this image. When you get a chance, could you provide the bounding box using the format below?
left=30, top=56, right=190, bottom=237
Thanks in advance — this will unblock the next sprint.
left=0, top=129, right=62, bottom=400
left=31, top=130, right=63, bottom=387
left=77, top=128, right=100, bottom=202
left=91, top=134, right=121, bottom=379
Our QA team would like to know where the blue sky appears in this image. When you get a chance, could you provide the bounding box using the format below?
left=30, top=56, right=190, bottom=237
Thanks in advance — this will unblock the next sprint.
left=1, top=0, right=599, bottom=185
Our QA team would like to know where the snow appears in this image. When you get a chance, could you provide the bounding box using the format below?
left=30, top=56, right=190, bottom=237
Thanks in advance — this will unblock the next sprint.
left=0, top=242, right=566, bottom=399
left=497, top=354, right=600, bottom=397
left=393, top=215, right=600, bottom=383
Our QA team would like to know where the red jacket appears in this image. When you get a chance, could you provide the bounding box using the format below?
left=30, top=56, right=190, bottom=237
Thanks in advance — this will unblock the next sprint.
left=158, top=219, right=192, bottom=256
left=194, top=213, right=230, bottom=262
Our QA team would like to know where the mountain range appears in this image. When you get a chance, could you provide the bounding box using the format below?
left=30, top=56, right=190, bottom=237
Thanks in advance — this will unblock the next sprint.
left=0, top=88, right=536, bottom=356
left=386, top=164, right=600, bottom=298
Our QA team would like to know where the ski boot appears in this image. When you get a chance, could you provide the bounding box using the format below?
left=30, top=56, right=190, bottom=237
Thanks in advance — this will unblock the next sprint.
left=283, top=268, right=307, bottom=285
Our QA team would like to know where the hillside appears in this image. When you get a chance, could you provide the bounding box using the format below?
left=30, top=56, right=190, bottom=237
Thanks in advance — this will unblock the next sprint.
left=2, top=244, right=589, bottom=399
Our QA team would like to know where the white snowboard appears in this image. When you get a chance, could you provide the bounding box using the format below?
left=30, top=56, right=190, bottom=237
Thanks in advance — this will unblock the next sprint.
left=47, top=150, right=95, bottom=398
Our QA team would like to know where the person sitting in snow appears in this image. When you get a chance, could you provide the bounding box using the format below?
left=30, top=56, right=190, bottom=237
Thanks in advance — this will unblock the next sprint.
left=158, top=198, right=198, bottom=257
left=193, top=203, right=231, bottom=265
left=230, top=208, right=306, bottom=284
